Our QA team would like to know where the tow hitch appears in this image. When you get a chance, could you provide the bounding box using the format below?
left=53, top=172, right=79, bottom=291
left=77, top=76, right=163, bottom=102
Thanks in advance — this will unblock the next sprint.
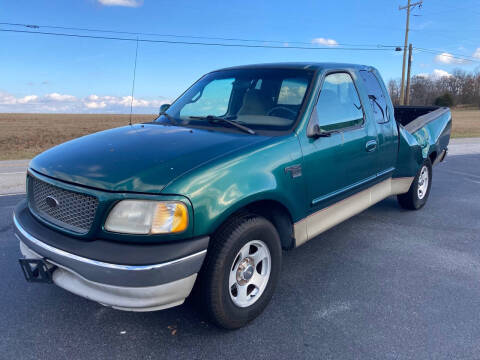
left=18, top=259, right=56, bottom=283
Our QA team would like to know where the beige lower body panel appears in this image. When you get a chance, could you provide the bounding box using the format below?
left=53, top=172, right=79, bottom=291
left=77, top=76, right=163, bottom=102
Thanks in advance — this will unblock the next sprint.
left=294, top=177, right=414, bottom=247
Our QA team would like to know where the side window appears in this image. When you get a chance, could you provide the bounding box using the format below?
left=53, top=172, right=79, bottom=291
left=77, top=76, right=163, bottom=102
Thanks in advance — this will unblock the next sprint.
left=180, top=78, right=234, bottom=117
left=315, top=73, right=364, bottom=131
left=278, top=78, right=308, bottom=105
left=359, top=70, right=388, bottom=124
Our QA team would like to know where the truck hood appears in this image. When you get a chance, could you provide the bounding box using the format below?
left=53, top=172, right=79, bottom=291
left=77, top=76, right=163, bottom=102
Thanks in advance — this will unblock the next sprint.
left=30, top=124, right=268, bottom=193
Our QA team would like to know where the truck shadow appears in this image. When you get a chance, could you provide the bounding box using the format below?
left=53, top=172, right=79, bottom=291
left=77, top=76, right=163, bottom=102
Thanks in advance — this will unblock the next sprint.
left=7, top=194, right=437, bottom=358
left=73, top=196, right=407, bottom=334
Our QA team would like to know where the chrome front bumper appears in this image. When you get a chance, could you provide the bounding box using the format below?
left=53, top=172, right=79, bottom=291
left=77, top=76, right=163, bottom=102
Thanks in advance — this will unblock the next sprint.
left=14, top=215, right=207, bottom=311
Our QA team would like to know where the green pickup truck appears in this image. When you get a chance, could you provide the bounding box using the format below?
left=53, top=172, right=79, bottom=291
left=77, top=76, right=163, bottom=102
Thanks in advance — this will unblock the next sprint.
left=14, top=63, right=451, bottom=329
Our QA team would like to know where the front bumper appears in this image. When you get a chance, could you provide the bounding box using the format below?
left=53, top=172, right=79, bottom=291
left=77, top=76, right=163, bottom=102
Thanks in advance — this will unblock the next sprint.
left=14, top=202, right=209, bottom=311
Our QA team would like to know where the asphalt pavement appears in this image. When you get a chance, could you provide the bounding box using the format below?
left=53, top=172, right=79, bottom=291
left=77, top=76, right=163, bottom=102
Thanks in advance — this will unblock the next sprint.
left=0, top=153, right=479, bottom=359
left=1, top=138, right=479, bottom=196
left=0, top=159, right=29, bottom=195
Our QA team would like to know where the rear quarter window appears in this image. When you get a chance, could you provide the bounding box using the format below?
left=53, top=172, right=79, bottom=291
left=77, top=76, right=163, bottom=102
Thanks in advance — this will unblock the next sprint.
left=359, top=70, right=389, bottom=124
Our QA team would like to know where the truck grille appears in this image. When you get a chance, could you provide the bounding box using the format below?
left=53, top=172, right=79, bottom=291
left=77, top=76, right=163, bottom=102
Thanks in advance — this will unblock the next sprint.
left=27, top=175, right=98, bottom=234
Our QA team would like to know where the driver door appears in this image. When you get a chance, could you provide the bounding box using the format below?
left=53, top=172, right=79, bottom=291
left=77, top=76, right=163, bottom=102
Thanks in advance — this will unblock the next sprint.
left=300, top=71, right=378, bottom=214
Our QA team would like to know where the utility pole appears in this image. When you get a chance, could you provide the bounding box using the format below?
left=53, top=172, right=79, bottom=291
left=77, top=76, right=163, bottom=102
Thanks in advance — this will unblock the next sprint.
left=405, top=43, right=413, bottom=105
left=399, top=0, right=422, bottom=105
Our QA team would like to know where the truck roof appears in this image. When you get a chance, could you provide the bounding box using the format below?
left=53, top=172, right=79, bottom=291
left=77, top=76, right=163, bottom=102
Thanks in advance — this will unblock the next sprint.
left=214, top=62, right=372, bottom=72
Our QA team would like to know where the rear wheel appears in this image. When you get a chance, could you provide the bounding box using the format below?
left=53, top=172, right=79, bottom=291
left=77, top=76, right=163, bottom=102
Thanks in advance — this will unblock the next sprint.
left=397, top=159, right=432, bottom=210
left=200, top=215, right=282, bottom=329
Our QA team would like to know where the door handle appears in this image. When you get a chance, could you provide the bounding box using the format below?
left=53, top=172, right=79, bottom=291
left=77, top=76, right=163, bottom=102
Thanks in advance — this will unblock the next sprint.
left=365, top=140, right=377, bottom=152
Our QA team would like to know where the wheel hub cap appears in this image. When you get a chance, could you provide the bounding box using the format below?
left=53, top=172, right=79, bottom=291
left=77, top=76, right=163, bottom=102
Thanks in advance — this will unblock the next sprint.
left=417, top=165, right=429, bottom=200
left=229, top=240, right=271, bottom=308
left=236, top=258, right=255, bottom=284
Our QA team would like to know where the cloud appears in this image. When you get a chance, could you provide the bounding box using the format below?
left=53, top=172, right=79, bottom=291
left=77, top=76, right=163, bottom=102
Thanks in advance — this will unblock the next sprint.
left=0, top=91, right=169, bottom=113
left=18, top=95, right=39, bottom=104
left=312, top=38, right=338, bottom=47
left=434, top=52, right=468, bottom=65
left=44, top=93, right=77, bottom=102
left=97, top=0, right=142, bottom=7
left=417, top=69, right=452, bottom=79
left=473, top=48, right=480, bottom=59
left=84, top=101, right=107, bottom=109
left=0, top=92, right=38, bottom=105
left=432, top=69, right=452, bottom=78
left=83, top=94, right=166, bottom=109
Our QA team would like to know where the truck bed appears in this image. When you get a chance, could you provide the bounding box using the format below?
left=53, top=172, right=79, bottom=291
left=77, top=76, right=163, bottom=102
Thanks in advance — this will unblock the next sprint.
left=393, top=105, right=452, bottom=177
left=394, top=106, right=450, bottom=133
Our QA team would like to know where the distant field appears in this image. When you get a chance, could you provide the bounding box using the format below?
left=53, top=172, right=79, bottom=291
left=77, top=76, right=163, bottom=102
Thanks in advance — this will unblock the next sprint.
left=0, top=113, right=156, bottom=160
left=450, top=109, right=480, bottom=138
left=0, top=109, right=479, bottom=160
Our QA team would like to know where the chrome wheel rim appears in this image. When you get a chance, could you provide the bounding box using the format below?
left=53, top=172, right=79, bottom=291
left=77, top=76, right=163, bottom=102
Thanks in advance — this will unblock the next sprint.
left=229, top=240, right=271, bottom=308
left=417, top=166, right=429, bottom=200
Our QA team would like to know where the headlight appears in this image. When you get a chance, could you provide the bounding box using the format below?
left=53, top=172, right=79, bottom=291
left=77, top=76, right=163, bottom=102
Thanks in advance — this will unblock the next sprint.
left=105, top=200, right=188, bottom=234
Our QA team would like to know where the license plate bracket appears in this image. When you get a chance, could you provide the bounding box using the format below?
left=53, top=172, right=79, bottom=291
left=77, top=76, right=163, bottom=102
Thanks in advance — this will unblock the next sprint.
left=18, top=258, right=55, bottom=283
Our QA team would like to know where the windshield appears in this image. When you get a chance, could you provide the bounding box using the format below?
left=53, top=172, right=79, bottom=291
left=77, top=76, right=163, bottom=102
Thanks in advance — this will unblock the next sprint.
left=156, top=68, right=315, bottom=133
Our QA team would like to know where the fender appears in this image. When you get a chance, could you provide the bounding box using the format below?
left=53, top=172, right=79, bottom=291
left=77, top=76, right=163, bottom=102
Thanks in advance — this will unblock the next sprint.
left=161, top=135, right=307, bottom=237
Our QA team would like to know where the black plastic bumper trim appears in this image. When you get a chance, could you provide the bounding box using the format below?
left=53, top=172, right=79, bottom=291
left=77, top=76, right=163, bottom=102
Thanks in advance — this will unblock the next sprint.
left=14, top=200, right=209, bottom=266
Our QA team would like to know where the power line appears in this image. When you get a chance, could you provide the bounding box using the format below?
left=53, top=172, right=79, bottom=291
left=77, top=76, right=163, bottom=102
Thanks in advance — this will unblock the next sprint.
left=1, top=23, right=478, bottom=63
left=419, top=5, right=480, bottom=16
left=129, top=37, right=139, bottom=126
left=0, top=21, right=400, bottom=49
left=413, top=47, right=480, bottom=63
left=0, top=28, right=399, bottom=51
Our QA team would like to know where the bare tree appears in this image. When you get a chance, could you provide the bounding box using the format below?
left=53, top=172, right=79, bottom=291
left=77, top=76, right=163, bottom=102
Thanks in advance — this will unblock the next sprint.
left=389, top=68, right=480, bottom=108
left=387, top=79, right=401, bottom=105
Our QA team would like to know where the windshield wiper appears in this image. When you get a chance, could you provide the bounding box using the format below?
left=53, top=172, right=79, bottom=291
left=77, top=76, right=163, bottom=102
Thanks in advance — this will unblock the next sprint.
left=158, top=112, right=178, bottom=125
left=188, top=115, right=256, bottom=135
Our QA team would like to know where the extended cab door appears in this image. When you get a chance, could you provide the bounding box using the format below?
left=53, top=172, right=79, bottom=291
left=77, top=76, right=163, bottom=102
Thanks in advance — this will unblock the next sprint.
left=358, top=69, right=398, bottom=177
left=300, top=71, right=379, bottom=212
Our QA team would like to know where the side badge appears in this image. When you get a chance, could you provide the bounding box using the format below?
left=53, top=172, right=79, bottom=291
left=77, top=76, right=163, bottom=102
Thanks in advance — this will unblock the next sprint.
left=285, top=164, right=302, bottom=179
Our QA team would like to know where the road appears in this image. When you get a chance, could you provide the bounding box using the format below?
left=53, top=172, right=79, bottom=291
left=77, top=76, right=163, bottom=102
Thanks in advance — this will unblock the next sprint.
left=1, top=138, right=479, bottom=196
left=0, top=159, right=29, bottom=195
left=1, top=153, right=480, bottom=359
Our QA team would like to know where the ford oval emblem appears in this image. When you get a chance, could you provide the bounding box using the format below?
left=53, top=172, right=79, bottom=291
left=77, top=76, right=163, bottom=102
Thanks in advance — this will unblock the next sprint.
left=45, top=196, right=59, bottom=208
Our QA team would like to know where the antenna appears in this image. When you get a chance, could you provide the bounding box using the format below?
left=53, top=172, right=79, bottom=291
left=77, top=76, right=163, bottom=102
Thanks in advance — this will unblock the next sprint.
left=129, top=36, right=139, bottom=126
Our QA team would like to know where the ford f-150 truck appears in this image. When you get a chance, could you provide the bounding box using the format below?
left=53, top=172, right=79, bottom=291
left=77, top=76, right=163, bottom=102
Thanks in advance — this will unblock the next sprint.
left=14, top=63, right=451, bottom=329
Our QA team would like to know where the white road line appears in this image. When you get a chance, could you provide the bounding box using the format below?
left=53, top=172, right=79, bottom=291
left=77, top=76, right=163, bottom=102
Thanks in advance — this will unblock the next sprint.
left=0, top=193, right=26, bottom=197
left=464, top=178, right=480, bottom=185
left=0, top=171, right=26, bottom=175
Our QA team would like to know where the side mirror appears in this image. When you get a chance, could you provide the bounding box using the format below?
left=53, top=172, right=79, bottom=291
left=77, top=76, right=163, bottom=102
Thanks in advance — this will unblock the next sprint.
left=309, top=124, right=333, bottom=138
left=159, top=104, right=171, bottom=114
left=307, top=108, right=334, bottom=138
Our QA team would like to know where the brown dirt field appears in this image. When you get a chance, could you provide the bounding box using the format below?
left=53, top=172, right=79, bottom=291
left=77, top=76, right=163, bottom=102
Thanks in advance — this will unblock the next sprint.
left=451, top=109, right=480, bottom=138
left=0, top=109, right=479, bottom=160
left=0, top=113, right=156, bottom=160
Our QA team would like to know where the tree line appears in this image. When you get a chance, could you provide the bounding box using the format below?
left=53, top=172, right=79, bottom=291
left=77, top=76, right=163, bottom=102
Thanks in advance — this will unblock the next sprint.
left=388, top=69, right=480, bottom=108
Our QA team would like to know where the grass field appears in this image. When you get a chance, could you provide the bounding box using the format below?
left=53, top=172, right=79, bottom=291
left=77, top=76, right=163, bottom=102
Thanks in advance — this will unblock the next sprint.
left=449, top=109, right=480, bottom=138
left=0, top=109, right=479, bottom=160
left=0, top=113, right=156, bottom=160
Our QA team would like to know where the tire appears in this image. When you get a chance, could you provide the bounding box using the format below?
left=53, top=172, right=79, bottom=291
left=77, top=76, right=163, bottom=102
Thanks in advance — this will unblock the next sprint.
left=397, top=159, right=432, bottom=210
left=200, top=215, right=282, bottom=329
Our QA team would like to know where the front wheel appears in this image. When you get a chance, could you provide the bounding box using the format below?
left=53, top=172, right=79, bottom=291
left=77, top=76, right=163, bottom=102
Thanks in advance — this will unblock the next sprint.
left=397, top=159, right=432, bottom=210
left=200, top=215, right=282, bottom=329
